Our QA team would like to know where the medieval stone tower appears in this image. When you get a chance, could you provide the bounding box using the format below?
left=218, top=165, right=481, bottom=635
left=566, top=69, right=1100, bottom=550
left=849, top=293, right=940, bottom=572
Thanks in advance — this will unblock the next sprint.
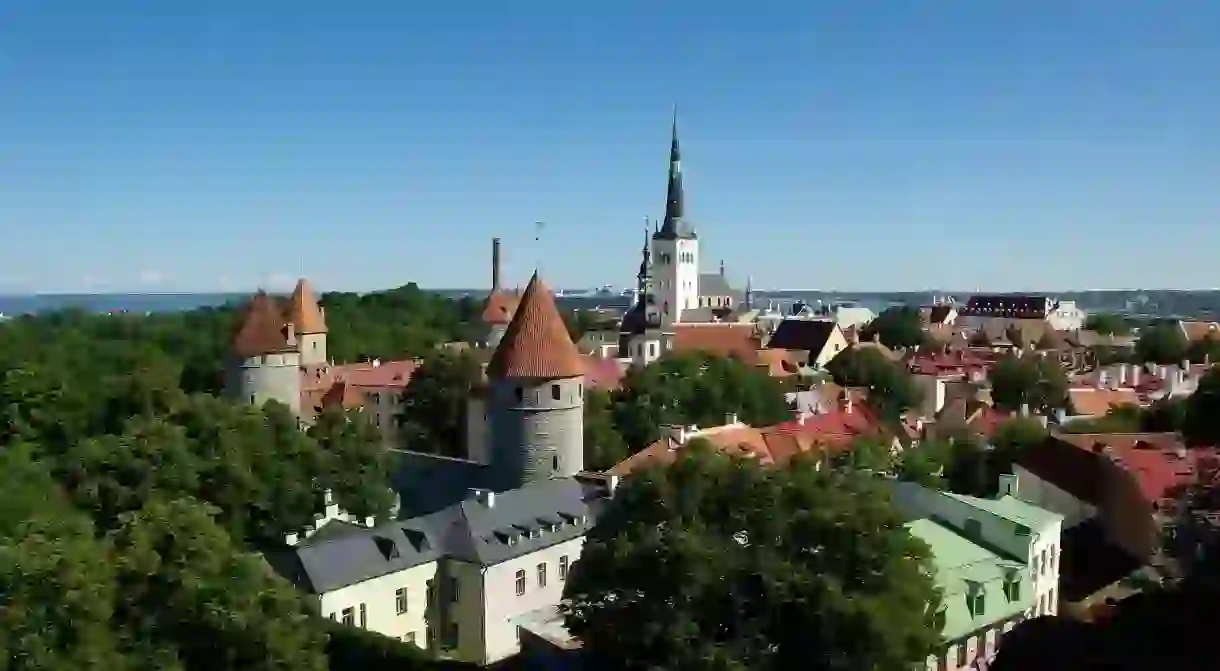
left=652, top=113, right=699, bottom=326
left=289, top=279, right=328, bottom=365
left=485, top=271, right=585, bottom=489
left=223, top=278, right=327, bottom=416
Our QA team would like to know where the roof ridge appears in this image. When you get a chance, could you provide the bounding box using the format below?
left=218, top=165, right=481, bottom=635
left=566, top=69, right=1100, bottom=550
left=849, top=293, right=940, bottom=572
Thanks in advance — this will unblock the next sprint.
left=487, top=272, right=583, bottom=379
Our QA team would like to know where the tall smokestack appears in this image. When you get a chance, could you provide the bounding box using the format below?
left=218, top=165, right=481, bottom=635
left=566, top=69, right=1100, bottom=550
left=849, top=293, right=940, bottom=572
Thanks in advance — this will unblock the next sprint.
left=491, top=237, right=502, bottom=290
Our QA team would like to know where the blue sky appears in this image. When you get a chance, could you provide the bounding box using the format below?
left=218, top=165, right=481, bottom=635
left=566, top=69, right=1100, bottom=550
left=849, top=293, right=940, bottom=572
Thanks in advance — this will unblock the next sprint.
left=1, top=1, right=1217, bottom=293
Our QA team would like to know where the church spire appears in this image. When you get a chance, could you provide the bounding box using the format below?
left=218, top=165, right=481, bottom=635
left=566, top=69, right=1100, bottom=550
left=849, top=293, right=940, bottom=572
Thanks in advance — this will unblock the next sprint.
left=654, top=108, right=695, bottom=240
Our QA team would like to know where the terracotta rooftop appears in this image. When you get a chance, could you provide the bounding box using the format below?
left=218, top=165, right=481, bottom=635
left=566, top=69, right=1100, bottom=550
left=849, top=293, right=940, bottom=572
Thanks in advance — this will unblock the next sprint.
left=1180, top=320, right=1220, bottom=342
left=481, top=288, right=521, bottom=326
left=1050, top=433, right=1220, bottom=507
left=288, top=278, right=327, bottom=334
left=581, top=355, right=626, bottom=391
left=672, top=323, right=761, bottom=362
left=232, top=291, right=296, bottom=357
left=487, top=273, right=584, bottom=380
left=607, top=399, right=891, bottom=477
left=1067, top=388, right=1141, bottom=417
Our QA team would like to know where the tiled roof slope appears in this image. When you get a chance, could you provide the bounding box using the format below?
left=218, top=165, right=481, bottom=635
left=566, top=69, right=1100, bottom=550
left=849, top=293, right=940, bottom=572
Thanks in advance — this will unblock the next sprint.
left=481, top=288, right=520, bottom=326
left=232, top=291, right=295, bottom=357
left=288, top=278, right=328, bottom=334
left=487, top=273, right=583, bottom=379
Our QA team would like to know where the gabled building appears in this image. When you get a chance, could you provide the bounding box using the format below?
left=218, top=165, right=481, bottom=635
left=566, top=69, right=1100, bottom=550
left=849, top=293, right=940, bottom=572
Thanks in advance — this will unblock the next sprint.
left=268, top=475, right=615, bottom=665
left=886, top=480, right=1063, bottom=671
left=765, top=318, right=848, bottom=368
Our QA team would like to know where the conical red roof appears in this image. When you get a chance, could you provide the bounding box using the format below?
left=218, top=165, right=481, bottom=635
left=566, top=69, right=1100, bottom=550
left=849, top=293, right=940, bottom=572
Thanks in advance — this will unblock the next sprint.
left=287, top=278, right=327, bottom=334
left=487, top=273, right=583, bottom=379
left=232, top=291, right=294, bottom=357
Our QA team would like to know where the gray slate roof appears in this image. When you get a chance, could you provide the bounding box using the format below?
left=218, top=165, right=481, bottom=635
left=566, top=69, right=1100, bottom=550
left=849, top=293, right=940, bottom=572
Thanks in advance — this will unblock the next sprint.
left=270, top=477, right=607, bottom=595
left=699, top=273, right=739, bottom=299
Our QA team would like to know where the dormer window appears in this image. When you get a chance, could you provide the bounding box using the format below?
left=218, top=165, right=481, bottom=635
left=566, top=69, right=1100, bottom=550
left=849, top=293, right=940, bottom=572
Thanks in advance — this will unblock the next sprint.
left=969, top=590, right=985, bottom=617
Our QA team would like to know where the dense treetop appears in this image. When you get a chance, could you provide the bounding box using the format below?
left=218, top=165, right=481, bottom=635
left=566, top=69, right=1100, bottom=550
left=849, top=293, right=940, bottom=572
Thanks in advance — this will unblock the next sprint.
left=563, top=445, right=943, bottom=671
left=0, top=285, right=469, bottom=670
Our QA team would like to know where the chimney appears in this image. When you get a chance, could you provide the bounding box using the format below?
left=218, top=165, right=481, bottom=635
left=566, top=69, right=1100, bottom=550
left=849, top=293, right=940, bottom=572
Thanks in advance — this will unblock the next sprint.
left=719, top=259, right=726, bottom=277
left=1117, top=365, right=1127, bottom=386
left=471, top=488, right=496, bottom=508
left=843, top=396, right=854, bottom=414
left=725, top=412, right=739, bottom=426
left=364, top=516, right=376, bottom=528
left=285, top=532, right=299, bottom=546
left=372, top=358, right=381, bottom=368
left=1019, top=403, right=1030, bottom=417
left=998, top=473, right=1018, bottom=497
left=1129, top=364, right=1140, bottom=387
left=490, top=237, right=500, bottom=290
left=1098, top=370, right=1108, bottom=388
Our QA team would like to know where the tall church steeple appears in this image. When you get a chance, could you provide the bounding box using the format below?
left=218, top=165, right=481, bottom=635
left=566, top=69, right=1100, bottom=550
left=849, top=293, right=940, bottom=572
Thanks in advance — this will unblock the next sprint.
left=655, top=109, right=695, bottom=241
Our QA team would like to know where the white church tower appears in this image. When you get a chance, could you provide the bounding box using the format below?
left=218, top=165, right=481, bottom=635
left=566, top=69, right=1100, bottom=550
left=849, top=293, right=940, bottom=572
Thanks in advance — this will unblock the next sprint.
left=652, top=113, right=699, bottom=326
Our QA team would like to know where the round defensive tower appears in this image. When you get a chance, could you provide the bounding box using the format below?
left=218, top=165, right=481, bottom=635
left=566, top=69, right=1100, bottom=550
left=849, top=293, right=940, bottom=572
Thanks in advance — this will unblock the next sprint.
left=486, top=272, right=585, bottom=489
left=225, top=291, right=302, bottom=415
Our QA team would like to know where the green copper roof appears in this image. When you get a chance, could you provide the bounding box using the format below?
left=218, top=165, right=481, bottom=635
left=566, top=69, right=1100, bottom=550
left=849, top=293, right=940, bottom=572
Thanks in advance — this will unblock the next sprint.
left=943, top=492, right=1063, bottom=532
left=907, top=518, right=1034, bottom=643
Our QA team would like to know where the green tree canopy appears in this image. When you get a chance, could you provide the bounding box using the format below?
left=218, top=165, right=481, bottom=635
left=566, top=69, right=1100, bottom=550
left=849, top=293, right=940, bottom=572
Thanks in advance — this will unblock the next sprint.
left=1135, top=322, right=1189, bottom=365
left=1183, top=366, right=1220, bottom=446
left=583, top=388, right=629, bottom=471
left=824, top=346, right=922, bottom=418
left=397, top=351, right=483, bottom=457
left=1189, top=334, right=1220, bottom=365
left=1084, top=313, right=1132, bottom=336
left=860, top=306, right=927, bottom=349
left=988, top=354, right=1068, bottom=413
left=563, top=446, right=943, bottom=671
left=609, top=351, right=792, bottom=451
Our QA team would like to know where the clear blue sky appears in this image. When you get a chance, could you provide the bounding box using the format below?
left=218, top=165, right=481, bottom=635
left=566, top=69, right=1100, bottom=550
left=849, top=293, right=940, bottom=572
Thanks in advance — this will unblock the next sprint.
left=2, top=1, right=1217, bottom=294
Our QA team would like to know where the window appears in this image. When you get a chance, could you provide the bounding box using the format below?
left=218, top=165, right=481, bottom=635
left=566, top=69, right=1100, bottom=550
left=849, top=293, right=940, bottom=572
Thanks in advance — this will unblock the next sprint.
left=342, top=607, right=354, bottom=626
left=249, top=394, right=256, bottom=405
left=372, top=392, right=380, bottom=403
left=396, top=588, right=408, bottom=614
left=970, top=592, right=985, bottom=617
left=559, top=555, right=569, bottom=581
left=1040, top=549, right=1048, bottom=576
left=328, top=612, right=337, bottom=621
left=552, top=455, right=559, bottom=472
left=446, top=623, right=459, bottom=649
left=405, top=632, right=416, bottom=645
left=514, top=387, right=524, bottom=402
left=312, top=341, right=317, bottom=350
left=515, top=569, right=526, bottom=595
left=516, top=625, right=524, bottom=643
left=551, top=384, right=561, bottom=400
left=426, top=579, right=434, bottom=608
left=359, top=603, right=367, bottom=628
left=1006, top=579, right=1021, bottom=601
left=449, top=577, right=460, bottom=603
left=537, top=562, right=548, bottom=588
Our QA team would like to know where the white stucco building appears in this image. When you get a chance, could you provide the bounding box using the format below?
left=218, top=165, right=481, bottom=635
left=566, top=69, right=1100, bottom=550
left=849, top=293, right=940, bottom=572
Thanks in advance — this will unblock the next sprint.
left=270, top=476, right=614, bottom=665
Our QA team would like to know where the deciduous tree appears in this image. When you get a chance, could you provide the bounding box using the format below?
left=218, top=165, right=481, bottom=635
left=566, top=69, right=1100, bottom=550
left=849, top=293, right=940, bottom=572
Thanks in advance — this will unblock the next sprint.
left=860, top=306, right=927, bottom=349
left=397, top=352, right=482, bottom=457
left=563, top=446, right=943, bottom=671
left=1135, top=322, right=1189, bottom=365
left=825, top=346, right=923, bottom=418
left=988, top=354, right=1068, bottom=413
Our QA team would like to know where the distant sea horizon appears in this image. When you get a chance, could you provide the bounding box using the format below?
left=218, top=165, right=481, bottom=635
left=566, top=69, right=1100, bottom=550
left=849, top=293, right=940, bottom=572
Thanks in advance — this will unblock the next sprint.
left=0, top=289, right=910, bottom=317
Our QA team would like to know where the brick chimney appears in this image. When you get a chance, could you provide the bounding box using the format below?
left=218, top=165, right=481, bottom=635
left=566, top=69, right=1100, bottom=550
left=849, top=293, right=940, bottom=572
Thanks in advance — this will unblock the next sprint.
left=491, top=237, right=502, bottom=290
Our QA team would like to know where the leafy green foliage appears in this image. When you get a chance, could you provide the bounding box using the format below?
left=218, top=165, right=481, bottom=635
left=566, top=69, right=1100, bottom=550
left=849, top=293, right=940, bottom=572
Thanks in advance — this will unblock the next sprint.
left=563, top=446, right=943, bottom=671
left=896, top=438, right=955, bottom=489
left=824, top=346, right=922, bottom=418
left=1189, top=334, right=1220, bottom=365
left=608, top=351, right=792, bottom=450
left=1135, top=322, right=1189, bottom=365
left=988, top=354, right=1069, bottom=413
left=1084, top=313, right=1132, bottom=336
left=832, top=436, right=897, bottom=473
left=583, top=388, right=630, bottom=471
left=1183, top=366, right=1220, bottom=446
left=397, top=352, right=483, bottom=457
left=0, top=285, right=476, bottom=669
left=860, top=306, right=927, bottom=349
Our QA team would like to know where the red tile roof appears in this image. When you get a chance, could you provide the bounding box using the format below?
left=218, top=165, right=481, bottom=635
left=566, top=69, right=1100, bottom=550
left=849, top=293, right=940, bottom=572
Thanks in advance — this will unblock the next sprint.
left=288, top=278, right=327, bottom=334
left=1052, top=433, right=1220, bottom=506
left=487, top=273, right=584, bottom=379
left=232, top=291, right=296, bottom=357
left=481, top=288, right=520, bottom=326
left=606, top=401, right=891, bottom=476
left=1067, top=388, right=1141, bottom=417
left=581, top=355, right=626, bottom=391
left=672, top=324, right=761, bottom=361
